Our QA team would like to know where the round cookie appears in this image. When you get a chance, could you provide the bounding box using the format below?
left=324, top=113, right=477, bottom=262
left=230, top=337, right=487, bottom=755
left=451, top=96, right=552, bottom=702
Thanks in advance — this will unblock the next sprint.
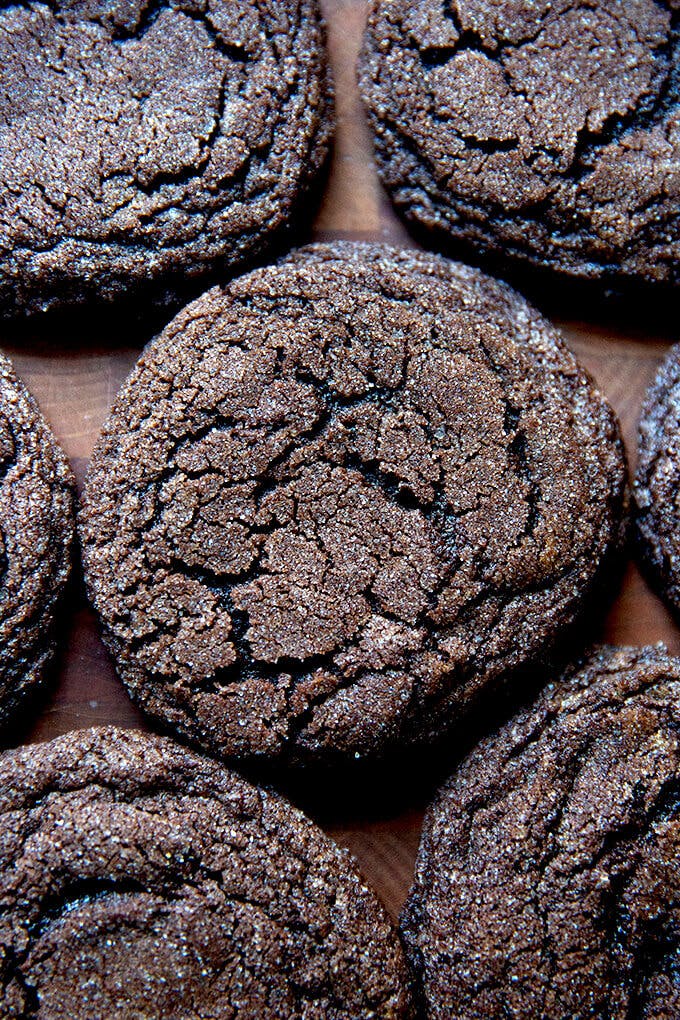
left=635, top=343, right=680, bottom=612
left=0, top=726, right=413, bottom=1018
left=80, top=241, right=626, bottom=762
left=359, top=0, right=680, bottom=284
left=402, top=644, right=680, bottom=1020
left=0, top=352, right=74, bottom=726
left=0, top=0, right=332, bottom=317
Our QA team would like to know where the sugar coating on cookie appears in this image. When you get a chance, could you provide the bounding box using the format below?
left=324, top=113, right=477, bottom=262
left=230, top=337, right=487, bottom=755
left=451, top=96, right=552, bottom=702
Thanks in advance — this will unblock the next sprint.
left=359, top=0, right=680, bottom=283
left=0, top=726, right=413, bottom=1018
left=80, top=242, right=626, bottom=761
left=402, top=644, right=680, bottom=1019
left=0, top=351, right=74, bottom=725
left=0, top=0, right=332, bottom=316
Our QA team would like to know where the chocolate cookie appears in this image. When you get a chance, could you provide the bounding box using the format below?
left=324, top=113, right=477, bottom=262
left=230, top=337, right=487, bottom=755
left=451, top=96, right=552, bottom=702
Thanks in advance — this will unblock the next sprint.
left=0, top=1, right=332, bottom=317
left=359, top=0, right=680, bottom=284
left=0, top=726, right=412, bottom=1018
left=635, top=344, right=680, bottom=612
left=0, top=352, right=74, bottom=726
left=80, top=241, right=626, bottom=762
left=402, top=644, right=680, bottom=1019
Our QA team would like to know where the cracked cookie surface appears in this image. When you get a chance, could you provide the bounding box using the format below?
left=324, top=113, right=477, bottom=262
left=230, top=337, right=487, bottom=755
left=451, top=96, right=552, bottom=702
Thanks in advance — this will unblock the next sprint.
left=401, top=645, right=680, bottom=1019
left=359, top=0, right=680, bottom=284
left=635, top=343, right=680, bottom=612
left=0, top=726, right=413, bottom=1018
left=0, top=351, right=74, bottom=727
left=0, top=0, right=332, bottom=317
left=80, top=241, right=626, bottom=762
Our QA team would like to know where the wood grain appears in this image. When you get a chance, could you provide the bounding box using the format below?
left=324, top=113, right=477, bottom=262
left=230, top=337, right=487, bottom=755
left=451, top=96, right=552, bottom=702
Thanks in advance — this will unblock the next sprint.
left=0, top=0, right=678, bottom=923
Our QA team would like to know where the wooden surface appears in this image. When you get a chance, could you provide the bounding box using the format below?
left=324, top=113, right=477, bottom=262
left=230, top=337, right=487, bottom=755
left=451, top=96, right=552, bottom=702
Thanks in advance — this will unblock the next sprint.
left=2, top=0, right=679, bottom=923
